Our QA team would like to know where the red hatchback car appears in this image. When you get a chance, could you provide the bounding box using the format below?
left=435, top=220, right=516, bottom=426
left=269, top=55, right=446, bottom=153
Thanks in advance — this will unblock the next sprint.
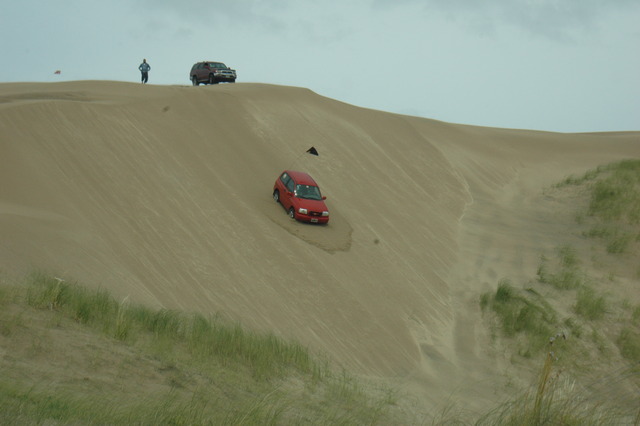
left=273, top=170, right=329, bottom=224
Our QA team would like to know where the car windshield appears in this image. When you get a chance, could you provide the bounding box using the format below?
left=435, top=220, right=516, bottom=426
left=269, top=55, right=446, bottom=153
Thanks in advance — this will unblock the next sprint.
left=209, top=63, right=227, bottom=69
left=296, top=184, right=322, bottom=200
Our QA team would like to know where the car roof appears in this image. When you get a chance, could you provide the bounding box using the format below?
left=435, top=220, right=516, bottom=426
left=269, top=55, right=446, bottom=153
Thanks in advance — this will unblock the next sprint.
left=284, top=170, right=319, bottom=186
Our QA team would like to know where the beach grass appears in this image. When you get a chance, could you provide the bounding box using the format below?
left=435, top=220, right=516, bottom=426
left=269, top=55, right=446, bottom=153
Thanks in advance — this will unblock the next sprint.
left=481, top=279, right=557, bottom=357
left=0, top=272, right=405, bottom=425
left=560, top=159, right=640, bottom=255
left=536, top=246, right=586, bottom=290
left=574, top=287, right=607, bottom=321
left=477, top=159, right=640, bottom=423
left=474, top=351, right=637, bottom=426
left=5, top=271, right=637, bottom=425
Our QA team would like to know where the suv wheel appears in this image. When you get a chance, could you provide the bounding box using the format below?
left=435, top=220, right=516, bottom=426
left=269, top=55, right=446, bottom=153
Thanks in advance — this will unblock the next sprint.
left=208, top=74, right=218, bottom=85
left=288, top=207, right=295, bottom=219
left=273, top=190, right=280, bottom=203
left=191, top=76, right=199, bottom=86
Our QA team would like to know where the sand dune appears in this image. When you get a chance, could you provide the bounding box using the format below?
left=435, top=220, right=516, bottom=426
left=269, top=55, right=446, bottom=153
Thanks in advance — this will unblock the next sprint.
left=1, top=81, right=638, bottom=411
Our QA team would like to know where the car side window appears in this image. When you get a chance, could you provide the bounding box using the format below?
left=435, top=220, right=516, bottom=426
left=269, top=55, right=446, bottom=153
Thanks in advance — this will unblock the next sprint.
left=280, top=173, right=294, bottom=192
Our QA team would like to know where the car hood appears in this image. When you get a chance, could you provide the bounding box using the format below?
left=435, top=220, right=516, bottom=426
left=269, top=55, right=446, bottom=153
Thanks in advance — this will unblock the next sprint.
left=295, top=198, right=328, bottom=212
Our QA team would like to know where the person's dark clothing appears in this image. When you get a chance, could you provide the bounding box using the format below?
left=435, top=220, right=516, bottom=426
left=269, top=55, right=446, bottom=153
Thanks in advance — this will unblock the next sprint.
left=139, top=61, right=150, bottom=84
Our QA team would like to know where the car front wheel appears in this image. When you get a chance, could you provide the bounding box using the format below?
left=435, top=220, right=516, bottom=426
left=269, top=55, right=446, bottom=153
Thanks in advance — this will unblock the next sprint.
left=273, top=190, right=280, bottom=203
left=208, top=74, right=218, bottom=84
left=288, top=207, right=296, bottom=219
left=191, top=76, right=199, bottom=86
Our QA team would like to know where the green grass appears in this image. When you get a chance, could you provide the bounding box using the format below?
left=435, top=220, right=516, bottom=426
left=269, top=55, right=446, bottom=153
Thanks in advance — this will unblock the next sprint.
left=588, top=160, right=640, bottom=223
left=573, top=160, right=640, bottom=254
left=557, top=244, right=580, bottom=268
left=617, top=327, right=640, bottom=362
left=536, top=248, right=585, bottom=290
left=632, top=305, right=640, bottom=324
left=477, top=158, right=640, bottom=423
left=24, top=272, right=316, bottom=380
left=553, top=166, right=603, bottom=187
left=0, top=381, right=298, bottom=425
left=574, top=287, right=607, bottom=321
left=476, top=160, right=640, bottom=425
left=481, top=279, right=557, bottom=357
left=474, top=352, right=636, bottom=426
left=616, top=305, right=640, bottom=363
left=473, top=160, right=640, bottom=424
left=606, top=232, right=634, bottom=254
left=7, top=271, right=636, bottom=425
left=0, top=272, right=405, bottom=425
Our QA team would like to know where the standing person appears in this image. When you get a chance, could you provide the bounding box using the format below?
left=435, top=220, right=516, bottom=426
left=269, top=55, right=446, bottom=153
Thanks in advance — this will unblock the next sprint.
left=138, top=59, right=150, bottom=84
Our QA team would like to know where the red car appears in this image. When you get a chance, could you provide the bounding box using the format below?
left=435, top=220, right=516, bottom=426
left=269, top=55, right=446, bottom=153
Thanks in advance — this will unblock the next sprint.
left=273, top=170, right=329, bottom=224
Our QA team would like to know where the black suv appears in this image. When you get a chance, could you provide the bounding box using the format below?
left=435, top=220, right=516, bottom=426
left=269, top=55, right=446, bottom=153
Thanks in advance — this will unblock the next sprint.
left=190, top=62, right=237, bottom=85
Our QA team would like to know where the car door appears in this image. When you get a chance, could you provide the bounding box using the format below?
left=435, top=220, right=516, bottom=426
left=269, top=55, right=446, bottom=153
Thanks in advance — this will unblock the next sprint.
left=203, top=63, right=213, bottom=81
left=196, top=63, right=206, bottom=81
left=279, top=173, right=295, bottom=211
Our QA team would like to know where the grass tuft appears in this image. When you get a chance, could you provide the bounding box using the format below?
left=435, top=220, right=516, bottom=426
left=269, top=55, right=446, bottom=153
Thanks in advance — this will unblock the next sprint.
left=577, top=159, right=640, bottom=255
left=617, top=327, right=640, bottom=362
left=574, top=287, right=607, bottom=321
left=475, top=351, right=634, bottom=425
left=537, top=249, right=585, bottom=290
left=482, top=279, right=557, bottom=356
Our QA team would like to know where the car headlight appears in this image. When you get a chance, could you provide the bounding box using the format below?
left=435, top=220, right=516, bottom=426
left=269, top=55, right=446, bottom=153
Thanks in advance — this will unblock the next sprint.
left=322, top=211, right=329, bottom=217
left=298, top=208, right=308, bottom=215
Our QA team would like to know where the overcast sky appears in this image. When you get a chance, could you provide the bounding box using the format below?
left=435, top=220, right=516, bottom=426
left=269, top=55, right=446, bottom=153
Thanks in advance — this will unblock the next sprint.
left=2, top=0, right=639, bottom=133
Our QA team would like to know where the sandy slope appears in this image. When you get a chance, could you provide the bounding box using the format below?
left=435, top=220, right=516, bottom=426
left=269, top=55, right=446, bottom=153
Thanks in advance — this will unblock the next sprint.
left=1, top=81, right=638, bottom=412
